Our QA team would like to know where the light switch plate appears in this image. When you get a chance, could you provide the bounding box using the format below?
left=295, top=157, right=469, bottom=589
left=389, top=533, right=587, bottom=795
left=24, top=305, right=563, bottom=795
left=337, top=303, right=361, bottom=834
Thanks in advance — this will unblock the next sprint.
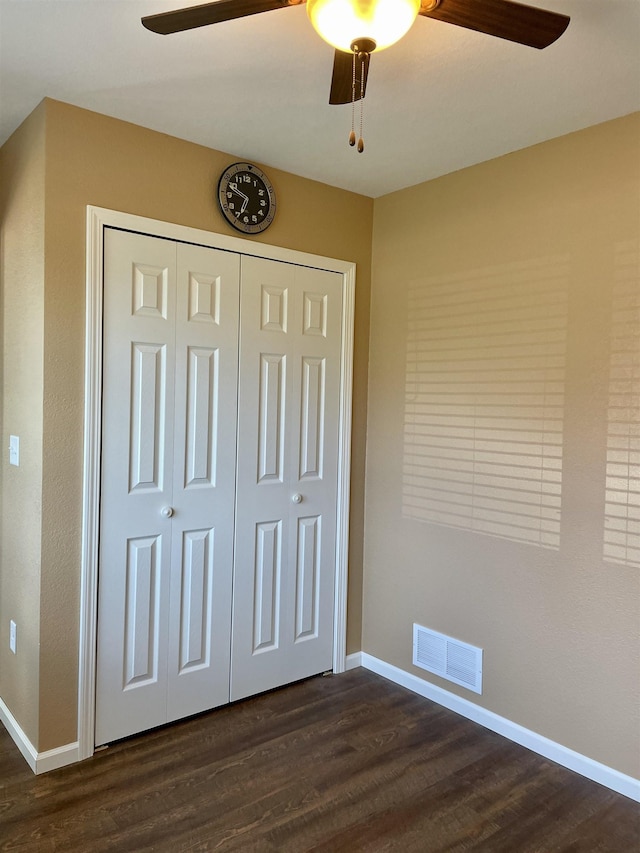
left=9, top=435, right=19, bottom=466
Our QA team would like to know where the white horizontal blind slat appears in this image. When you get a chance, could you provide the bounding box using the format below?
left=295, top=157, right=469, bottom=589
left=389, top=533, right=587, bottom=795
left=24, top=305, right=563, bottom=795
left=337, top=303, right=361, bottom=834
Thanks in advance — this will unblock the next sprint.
left=402, top=257, right=569, bottom=549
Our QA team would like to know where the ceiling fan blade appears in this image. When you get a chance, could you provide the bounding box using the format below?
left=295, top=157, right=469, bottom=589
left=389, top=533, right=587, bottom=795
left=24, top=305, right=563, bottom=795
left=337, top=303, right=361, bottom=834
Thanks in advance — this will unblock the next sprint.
left=420, top=0, right=570, bottom=49
left=329, top=50, right=370, bottom=105
left=142, top=0, right=304, bottom=35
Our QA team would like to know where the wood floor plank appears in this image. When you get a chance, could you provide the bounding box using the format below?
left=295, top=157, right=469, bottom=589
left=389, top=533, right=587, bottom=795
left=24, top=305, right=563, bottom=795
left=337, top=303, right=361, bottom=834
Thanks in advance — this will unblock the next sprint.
left=0, top=670, right=637, bottom=851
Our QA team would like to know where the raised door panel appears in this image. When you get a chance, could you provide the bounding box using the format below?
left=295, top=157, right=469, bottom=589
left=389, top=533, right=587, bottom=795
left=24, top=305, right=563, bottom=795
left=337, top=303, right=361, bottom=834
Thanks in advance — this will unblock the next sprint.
left=299, top=356, right=325, bottom=480
left=253, top=520, right=282, bottom=652
left=129, top=343, right=167, bottom=492
left=257, top=354, right=286, bottom=483
left=175, top=527, right=215, bottom=676
left=183, top=345, right=217, bottom=487
left=123, top=535, right=163, bottom=687
left=295, top=515, right=321, bottom=641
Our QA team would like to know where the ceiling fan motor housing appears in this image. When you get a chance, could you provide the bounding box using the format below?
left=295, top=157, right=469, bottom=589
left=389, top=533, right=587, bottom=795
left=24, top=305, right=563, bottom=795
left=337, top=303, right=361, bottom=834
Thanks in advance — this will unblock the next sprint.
left=351, top=37, right=377, bottom=56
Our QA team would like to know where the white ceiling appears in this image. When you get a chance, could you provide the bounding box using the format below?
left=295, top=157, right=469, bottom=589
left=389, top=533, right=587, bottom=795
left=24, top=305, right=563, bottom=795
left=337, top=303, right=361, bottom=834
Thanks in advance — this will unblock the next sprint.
left=1, top=0, right=639, bottom=197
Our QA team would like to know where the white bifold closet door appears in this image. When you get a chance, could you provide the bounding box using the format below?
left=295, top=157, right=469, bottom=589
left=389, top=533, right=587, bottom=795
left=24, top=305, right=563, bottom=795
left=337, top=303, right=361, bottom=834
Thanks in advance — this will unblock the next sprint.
left=96, top=230, right=240, bottom=746
left=231, top=256, right=342, bottom=701
left=95, top=229, right=343, bottom=747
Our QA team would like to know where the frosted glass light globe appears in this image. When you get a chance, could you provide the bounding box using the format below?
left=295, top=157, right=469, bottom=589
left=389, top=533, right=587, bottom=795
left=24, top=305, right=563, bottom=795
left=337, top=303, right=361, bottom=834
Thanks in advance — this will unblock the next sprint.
left=307, top=0, right=421, bottom=53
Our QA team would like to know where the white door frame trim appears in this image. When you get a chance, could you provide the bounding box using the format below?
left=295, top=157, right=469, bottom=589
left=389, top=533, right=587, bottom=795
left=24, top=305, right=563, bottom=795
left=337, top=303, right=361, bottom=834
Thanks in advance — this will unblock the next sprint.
left=78, top=206, right=355, bottom=761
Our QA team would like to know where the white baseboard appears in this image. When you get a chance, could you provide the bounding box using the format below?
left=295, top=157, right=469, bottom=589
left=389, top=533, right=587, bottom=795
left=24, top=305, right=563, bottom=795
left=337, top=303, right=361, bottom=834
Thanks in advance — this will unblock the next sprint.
left=36, top=741, right=81, bottom=774
left=0, top=695, right=37, bottom=772
left=360, top=653, right=640, bottom=803
left=345, top=652, right=362, bottom=670
left=0, top=695, right=80, bottom=774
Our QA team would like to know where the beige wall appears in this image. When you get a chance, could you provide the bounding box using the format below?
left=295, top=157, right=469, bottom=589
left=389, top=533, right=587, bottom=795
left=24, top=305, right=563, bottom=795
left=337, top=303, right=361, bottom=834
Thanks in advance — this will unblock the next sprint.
left=1, top=98, right=372, bottom=751
left=365, top=113, right=640, bottom=778
left=0, top=103, right=46, bottom=746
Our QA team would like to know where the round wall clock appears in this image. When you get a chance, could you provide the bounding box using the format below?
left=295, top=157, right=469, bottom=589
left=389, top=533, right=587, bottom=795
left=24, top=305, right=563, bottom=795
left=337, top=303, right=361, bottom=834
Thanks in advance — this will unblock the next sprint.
left=217, top=162, right=277, bottom=234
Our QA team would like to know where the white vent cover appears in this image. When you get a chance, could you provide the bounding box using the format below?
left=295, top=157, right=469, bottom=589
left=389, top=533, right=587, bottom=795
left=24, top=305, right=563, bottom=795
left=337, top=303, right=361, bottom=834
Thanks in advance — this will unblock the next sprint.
left=413, top=623, right=483, bottom=694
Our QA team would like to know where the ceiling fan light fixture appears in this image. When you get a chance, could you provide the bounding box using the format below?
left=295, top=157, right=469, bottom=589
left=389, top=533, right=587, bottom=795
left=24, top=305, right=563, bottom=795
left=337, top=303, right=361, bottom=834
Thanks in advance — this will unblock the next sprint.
left=307, top=0, right=420, bottom=53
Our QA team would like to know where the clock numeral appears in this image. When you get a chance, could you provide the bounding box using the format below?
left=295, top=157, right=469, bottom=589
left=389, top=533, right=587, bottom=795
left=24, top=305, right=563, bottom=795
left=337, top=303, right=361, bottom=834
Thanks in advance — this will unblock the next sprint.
left=252, top=215, right=257, bottom=223
left=258, top=209, right=264, bottom=217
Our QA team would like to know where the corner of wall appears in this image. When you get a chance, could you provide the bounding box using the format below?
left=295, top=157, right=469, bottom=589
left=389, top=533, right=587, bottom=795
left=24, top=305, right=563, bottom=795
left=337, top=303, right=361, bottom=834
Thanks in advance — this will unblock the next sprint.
left=0, top=100, right=47, bottom=752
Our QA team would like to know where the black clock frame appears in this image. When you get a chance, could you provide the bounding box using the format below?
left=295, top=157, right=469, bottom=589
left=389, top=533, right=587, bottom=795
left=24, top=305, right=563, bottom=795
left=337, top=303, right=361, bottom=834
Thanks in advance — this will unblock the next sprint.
left=217, top=162, right=276, bottom=234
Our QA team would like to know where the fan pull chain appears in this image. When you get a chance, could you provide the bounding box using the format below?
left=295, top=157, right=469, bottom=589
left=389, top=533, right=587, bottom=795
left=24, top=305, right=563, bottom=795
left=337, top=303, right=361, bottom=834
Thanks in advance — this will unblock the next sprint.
left=357, top=55, right=365, bottom=154
left=348, top=40, right=374, bottom=154
left=349, top=51, right=357, bottom=147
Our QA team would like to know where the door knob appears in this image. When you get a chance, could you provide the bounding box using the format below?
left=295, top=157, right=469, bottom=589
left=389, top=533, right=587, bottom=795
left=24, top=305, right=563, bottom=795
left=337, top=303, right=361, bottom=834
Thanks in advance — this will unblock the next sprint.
left=160, top=506, right=174, bottom=518
left=291, top=493, right=303, bottom=504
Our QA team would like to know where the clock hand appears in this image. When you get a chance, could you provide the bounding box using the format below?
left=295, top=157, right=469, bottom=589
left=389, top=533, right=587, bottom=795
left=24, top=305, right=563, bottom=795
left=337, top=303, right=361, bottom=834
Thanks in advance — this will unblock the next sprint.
left=229, top=183, right=249, bottom=204
left=233, top=187, right=249, bottom=213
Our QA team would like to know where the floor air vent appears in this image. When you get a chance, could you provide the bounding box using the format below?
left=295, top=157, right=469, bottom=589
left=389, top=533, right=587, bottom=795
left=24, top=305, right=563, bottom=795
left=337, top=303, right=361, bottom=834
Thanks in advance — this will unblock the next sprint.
left=413, top=623, right=483, bottom=694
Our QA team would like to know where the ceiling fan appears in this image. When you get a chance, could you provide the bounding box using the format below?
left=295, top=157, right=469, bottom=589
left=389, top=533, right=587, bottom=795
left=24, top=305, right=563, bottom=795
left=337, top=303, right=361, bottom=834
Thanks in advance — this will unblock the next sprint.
left=142, top=0, right=569, bottom=151
left=142, top=0, right=570, bottom=102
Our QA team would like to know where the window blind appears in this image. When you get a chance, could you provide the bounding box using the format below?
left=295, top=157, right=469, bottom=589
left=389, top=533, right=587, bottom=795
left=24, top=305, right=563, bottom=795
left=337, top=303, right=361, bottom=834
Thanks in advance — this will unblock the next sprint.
left=403, top=257, right=568, bottom=549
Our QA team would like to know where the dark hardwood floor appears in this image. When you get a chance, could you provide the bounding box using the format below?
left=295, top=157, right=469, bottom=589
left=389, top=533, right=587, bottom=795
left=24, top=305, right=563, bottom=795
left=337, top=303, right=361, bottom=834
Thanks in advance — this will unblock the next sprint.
left=1, top=669, right=638, bottom=852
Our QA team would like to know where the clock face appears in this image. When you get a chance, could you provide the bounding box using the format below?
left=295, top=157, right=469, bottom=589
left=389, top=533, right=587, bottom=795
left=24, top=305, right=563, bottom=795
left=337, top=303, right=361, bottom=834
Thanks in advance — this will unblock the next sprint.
left=217, top=162, right=276, bottom=234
